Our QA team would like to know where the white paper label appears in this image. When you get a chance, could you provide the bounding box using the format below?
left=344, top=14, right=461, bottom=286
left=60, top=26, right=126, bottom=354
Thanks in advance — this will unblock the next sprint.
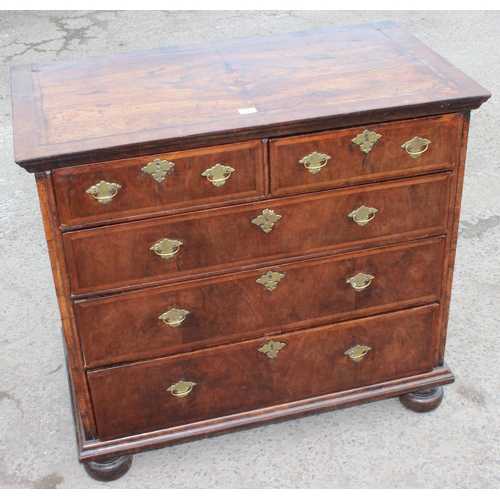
left=238, top=107, right=258, bottom=114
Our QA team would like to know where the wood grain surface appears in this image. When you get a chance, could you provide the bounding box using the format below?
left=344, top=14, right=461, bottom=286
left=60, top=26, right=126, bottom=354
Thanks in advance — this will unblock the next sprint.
left=64, top=175, right=451, bottom=296
left=76, top=237, right=445, bottom=367
left=53, top=140, right=266, bottom=227
left=87, top=304, right=441, bottom=441
left=270, top=114, right=461, bottom=196
left=11, top=22, right=490, bottom=171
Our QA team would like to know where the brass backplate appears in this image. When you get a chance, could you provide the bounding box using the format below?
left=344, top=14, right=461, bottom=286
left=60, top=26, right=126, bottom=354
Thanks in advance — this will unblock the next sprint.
left=256, top=270, right=286, bottom=291
left=142, top=158, right=175, bottom=182
left=351, top=129, right=382, bottom=153
left=251, top=208, right=282, bottom=233
left=259, top=340, right=286, bottom=359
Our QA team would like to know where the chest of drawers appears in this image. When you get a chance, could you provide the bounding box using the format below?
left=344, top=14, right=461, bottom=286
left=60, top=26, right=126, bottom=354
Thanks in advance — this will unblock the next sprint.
left=11, top=21, right=490, bottom=481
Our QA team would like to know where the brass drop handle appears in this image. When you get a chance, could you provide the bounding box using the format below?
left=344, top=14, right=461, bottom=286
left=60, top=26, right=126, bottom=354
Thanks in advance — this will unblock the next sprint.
left=401, top=136, right=431, bottom=158
left=299, top=151, right=331, bottom=174
left=344, top=345, right=372, bottom=362
left=348, top=205, right=378, bottom=226
left=85, top=180, right=121, bottom=204
left=158, top=308, right=190, bottom=328
left=150, top=238, right=183, bottom=260
left=346, top=272, right=374, bottom=292
left=167, top=380, right=196, bottom=398
left=202, top=163, right=235, bottom=187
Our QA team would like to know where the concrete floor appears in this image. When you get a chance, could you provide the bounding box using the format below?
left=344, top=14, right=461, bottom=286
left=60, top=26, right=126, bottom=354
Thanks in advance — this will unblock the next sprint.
left=0, top=10, right=499, bottom=489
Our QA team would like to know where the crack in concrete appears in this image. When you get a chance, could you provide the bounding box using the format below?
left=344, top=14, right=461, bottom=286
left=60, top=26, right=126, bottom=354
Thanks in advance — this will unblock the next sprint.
left=4, top=40, right=58, bottom=63
left=4, top=11, right=114, bottom=62
left=50, top=13, right=100, bottom=56
left=460, top=215, right=500, bottom=239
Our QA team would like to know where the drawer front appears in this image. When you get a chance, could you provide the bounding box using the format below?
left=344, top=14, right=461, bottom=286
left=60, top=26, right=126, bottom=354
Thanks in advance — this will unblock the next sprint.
left=65, top=174, right=451, bottom=296
left=88, top=304, right=440, bottom=441
left=77, top=238, right=445, bottom=367
left=52, top=140, right=266, bottom=227
left=270, top=114, right=462, bottom=196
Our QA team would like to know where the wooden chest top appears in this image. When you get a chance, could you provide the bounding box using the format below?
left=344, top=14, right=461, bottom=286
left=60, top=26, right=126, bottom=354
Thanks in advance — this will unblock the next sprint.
left=11, top=21, right=489, bottom=172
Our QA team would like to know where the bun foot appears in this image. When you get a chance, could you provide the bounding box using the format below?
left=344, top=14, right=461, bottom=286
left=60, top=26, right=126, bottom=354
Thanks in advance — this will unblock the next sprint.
left=399, top=386, right=444, bottom=413
left=83, top=455, right=133, bottom=481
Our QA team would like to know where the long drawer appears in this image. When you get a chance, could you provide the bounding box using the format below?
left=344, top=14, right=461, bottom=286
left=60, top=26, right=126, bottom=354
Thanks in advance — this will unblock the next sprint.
left=76, top=237, right=445, bottom=367
left=52, top=140, right=266, bottom=227
left=87, top=304, right=441, bottom=441
left=65, top=173, right=451, bottom=296
left=270, top=114, right=462, bottom=196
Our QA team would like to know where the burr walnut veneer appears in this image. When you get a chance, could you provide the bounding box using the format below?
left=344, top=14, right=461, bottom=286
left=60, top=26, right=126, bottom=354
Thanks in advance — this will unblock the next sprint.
left=11, top=22, right=490, bottom=481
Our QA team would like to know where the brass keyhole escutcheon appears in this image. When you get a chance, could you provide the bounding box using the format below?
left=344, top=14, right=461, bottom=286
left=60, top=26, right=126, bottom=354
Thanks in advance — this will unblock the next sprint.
left=299, top=151, right=331, bottom=174
left=344, top=345, right=372, bottom=362
left=158, top=308, right=190, bottom=328
left=256, top=270, right=286, bottom=292
left=85, top=180, right=121, bottom=204
left=401, top=136, right=431, bottom=158
left=258, top=340, right=286, bottom=359
left=150, top=238, right=183, bottom=260
left=351, top=129, right=382, bottom=153
left=348, top=205, right=378, bottom=226
left=346, top=272, right=374, bottom=292
left=167, top=380, right=196, bottom=398
left=142, top=158, right=175, bottom=183
left=251, top=208, right=282, bottom=233
left=202, top=163, right=235, bottom=187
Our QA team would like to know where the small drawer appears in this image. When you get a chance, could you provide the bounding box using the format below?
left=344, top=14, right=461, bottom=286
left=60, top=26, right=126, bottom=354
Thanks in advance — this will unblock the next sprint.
left=52, top=140, right=266, bottom=227
left=64, top=174, right=451, bottom=296
left=270, top=114, right=462, bottom=196
left=76, top=237, right=445, bottom=367
left=87, top=304, right=440, bottom=441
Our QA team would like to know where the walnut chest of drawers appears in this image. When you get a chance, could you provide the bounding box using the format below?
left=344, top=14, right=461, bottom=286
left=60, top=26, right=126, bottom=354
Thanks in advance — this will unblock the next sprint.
left=11, top=21, right=490, bottom=481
